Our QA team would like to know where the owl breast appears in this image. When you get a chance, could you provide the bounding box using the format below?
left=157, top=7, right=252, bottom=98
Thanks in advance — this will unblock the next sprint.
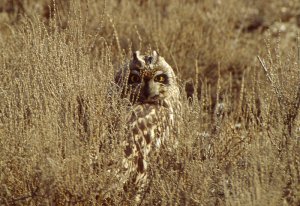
left=115, top=50, right=180, bottom=203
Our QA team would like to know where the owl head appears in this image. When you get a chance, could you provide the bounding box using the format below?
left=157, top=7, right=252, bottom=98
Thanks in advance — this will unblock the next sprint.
left=116, top=51, right=179, bottom=105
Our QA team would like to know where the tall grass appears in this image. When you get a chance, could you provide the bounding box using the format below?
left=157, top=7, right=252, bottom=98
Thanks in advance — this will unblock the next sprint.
left=0, top=0, right=300, bottom=205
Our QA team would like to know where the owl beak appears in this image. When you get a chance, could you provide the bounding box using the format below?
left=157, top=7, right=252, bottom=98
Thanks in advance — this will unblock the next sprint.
left=142, top=82, right=151, bottom=99
left=142, top=87, right=160, bottom=103
left=140, top=80, right=161, bottom=103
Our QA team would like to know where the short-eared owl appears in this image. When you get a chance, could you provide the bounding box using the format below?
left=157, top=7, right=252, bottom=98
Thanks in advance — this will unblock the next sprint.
left=115, top=50, right=181, bottom=203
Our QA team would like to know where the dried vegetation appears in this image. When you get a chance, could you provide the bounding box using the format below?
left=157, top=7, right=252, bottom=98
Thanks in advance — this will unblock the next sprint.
left=0, top=0, right=300, bottom=205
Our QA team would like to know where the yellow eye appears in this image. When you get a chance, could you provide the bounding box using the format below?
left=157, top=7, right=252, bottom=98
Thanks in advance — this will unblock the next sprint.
left=129, top=74, right=141, bottom=83
left=154, top=74, right=167, bottom=83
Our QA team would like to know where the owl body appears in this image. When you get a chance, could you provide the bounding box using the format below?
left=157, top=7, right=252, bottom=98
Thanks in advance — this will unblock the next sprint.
left=115, top=51, right=180, bottom=203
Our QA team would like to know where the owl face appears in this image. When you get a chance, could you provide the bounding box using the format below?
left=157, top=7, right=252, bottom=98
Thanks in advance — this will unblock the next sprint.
left=124, top=51, right=177, bottom=104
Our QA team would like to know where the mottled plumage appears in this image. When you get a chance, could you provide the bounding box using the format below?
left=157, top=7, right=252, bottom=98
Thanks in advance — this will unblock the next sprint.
left=115, top=50, right=181, bottom=203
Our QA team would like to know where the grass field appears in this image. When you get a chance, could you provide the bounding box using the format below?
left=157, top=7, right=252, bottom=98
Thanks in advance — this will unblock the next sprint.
left=1, top=0, right=300, bottom=205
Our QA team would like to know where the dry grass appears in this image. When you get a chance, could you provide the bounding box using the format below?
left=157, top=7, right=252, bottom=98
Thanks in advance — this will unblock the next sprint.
left=0, top=0, right=300, bottom=205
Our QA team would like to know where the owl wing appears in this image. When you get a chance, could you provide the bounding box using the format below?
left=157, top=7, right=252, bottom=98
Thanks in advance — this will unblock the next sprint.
left=121, top=103, right=174, bottom=202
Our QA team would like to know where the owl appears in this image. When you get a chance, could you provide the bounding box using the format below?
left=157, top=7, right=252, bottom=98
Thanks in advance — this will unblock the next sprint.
left=114, top=50, right=181, bottom=203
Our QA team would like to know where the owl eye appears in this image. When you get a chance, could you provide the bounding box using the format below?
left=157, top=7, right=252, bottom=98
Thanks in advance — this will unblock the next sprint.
left=129, top=74, right=141, bottom=84
left=154, top=74, right=168, bottom=83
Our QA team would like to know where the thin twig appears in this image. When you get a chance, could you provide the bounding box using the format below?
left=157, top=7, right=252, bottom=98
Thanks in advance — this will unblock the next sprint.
left=257, top=56, right=284, bottom=105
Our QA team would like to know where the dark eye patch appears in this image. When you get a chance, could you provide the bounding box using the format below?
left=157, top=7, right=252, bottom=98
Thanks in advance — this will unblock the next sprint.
left=128, top=73, right=141, bottom=84
left=154, top=74, right=169, bottom=84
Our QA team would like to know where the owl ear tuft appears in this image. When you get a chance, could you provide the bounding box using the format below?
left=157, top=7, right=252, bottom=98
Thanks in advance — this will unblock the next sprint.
left=152, top=50, right=159, bottom=64
left=132, top=50, right=145, bottom=67
left=153, top=50, right=159, bottom=57
left=133, top=51, right=140, bottom=61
